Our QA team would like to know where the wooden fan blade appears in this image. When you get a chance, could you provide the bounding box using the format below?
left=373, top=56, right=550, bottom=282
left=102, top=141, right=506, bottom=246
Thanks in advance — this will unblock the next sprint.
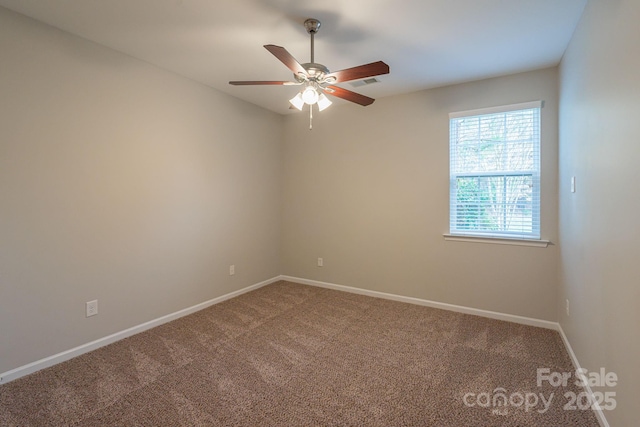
left=229, top=81, right=299, bottom=86
left=325, top=86, right=375, bottom=106
left=327, top=61, right=389, bottom=83
left=264, top=45, right=307, bottom=75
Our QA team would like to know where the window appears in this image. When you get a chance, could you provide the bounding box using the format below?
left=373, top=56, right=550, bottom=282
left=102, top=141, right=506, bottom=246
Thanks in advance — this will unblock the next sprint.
left=449, top=101, right=541, bottom=240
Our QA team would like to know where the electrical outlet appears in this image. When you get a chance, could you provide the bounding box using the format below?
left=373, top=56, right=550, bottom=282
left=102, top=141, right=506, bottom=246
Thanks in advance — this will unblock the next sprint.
left=566, top=299, right=570, bottom=317
left=229, top=264, right=235, bottom=276
left=86, top=300, right=98, bottom=317
left=317, top=257, right=323, bottom=267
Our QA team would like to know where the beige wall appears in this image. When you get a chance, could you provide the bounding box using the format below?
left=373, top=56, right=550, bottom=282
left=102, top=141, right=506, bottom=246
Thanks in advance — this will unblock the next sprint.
left=282, top=68, right=559, bottom=321
left=0, top=7, right=282, bottom=373
left=559, top=0, right=640, bottom=424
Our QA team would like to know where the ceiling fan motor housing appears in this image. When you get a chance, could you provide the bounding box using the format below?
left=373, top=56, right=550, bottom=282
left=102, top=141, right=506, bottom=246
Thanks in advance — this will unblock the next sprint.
left=298, top=63, right=331, bottom=82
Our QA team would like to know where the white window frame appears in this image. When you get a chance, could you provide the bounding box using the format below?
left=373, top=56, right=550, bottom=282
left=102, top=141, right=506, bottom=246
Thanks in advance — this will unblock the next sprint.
left=446, top=101, right=547, bottom=247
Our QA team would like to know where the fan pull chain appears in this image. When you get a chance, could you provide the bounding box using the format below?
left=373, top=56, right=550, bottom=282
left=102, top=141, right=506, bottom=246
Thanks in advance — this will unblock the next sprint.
left=309, top=105, right=313, bottom=130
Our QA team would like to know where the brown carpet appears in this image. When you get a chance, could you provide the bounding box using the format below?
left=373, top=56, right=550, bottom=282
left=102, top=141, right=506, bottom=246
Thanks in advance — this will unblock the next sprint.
left=0, top=280, right=599, bottom=426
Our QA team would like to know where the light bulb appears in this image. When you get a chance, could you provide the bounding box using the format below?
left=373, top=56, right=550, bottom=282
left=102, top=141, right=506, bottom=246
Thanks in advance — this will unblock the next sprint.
left=301, top=86, right=319, bottom=105
left=317, top=93, right=332, bottom=111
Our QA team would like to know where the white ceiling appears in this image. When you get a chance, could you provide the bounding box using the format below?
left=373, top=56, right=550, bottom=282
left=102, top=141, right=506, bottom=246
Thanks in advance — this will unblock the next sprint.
left=0, top=0, right=587, bottom=115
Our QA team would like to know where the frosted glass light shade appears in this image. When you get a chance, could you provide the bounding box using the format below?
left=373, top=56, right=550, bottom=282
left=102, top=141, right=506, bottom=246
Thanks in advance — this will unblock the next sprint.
left=301, top=86, right=319, bottom=104
left=289, top=93, right=304, bottom=110
left=317, top=93, right=332, bottom=111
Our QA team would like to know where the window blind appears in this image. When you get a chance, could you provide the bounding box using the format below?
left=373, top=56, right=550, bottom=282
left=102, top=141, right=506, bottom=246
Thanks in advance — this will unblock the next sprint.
left=449, top=101, right=541, bottom=240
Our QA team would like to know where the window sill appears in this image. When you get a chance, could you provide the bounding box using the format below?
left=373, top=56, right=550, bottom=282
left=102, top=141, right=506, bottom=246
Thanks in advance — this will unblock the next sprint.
left=443, top=234, right=550, bottom=248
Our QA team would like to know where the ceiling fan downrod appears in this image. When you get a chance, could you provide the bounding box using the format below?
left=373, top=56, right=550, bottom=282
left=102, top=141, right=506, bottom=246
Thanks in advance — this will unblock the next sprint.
left=304, top=18, right=321, bottom=63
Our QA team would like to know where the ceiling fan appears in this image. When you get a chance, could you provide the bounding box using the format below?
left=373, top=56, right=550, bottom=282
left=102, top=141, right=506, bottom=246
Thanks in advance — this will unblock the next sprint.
left=229, top=18, right=390, bottom=129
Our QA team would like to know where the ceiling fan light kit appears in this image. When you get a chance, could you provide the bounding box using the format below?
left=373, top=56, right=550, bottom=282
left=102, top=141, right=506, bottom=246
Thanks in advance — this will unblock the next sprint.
left=229, top=18, right=390, bottom=129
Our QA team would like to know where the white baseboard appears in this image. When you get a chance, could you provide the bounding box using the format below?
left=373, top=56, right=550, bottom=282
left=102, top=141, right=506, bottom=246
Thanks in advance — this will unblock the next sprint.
left=557, top=325, right=610, bottom=427
left=281, top=275, right=558, bottom=330
left=0, top=276, right=280, bottom=385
